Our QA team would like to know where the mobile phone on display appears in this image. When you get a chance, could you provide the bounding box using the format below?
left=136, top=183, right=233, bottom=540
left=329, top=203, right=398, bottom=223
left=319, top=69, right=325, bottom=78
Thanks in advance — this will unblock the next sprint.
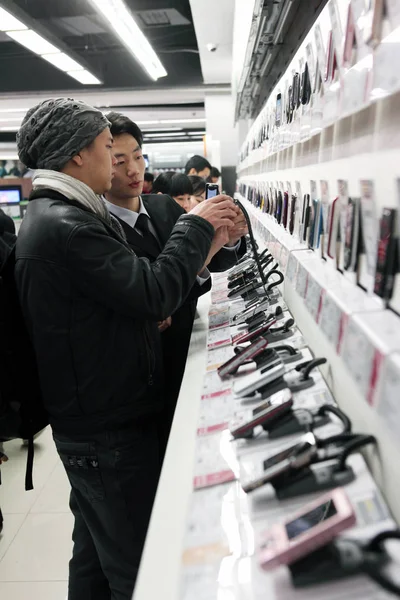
left=344, top=198, right=360, bottom=271
left=289, top=195, right=297, bottom=235
left=293, top=73, right=301, bottom=108
left=276, top=93, right=282, bottom=127
left=217, top=337, right=269, bottom=378
left=282, top=192, right=289, bottom=229
left=300, top=63, right=311, bottom=105
left=374, top=208, right=397, bottom=299
left=259, top=488, right=356, bottom=570
left=233, top=319, right=277, bottom=346
left=206, top=183, right=219, bottom=199
left=327, top=197, right=340, bottom=259
left=242, top=431, right=317, bottom=493
left=233, top=361, right=286, bottom=398
left=230, top=391, right=293, bottom=439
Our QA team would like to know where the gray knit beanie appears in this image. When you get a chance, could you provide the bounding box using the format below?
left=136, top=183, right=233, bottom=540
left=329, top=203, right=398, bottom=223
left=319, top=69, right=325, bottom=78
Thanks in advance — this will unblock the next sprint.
left=17, top=98, right=111, bottom=171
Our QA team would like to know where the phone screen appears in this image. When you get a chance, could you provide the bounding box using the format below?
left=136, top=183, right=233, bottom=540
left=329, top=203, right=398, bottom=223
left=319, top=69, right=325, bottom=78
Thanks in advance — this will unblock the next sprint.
left=276, top=95, right=282, bottom=126
left=285, top=499, right=337, bottom=540
left=206, top=184, right=219, bottom=199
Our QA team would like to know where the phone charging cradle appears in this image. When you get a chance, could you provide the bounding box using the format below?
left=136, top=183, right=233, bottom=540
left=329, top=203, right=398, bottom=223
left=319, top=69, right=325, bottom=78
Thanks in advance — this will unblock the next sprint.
left=267, top=411, right=329, bottom=440
left=272, top=461, right=355, bottom=500
left=289, top=538, right=389, bottom=588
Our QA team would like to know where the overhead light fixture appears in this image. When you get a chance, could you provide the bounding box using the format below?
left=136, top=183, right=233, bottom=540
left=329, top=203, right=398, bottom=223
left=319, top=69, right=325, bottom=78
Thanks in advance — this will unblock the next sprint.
left=141, top=127, right=182, bottom=132
left=41, top=52, right=84, bottom=72
left=0, top=108, right=29, bottom=113
left=6, top=29, right=60, bottom=55
left=144, top=132, right=187, bottom=138
left=0, top=6, right=27, bottom=31
left=1, top=6, right=101, bottom=85
left=67, top=70, right=102, bottom=85
left=88, top=0, right=167, bottom=81
left=187, top=131, right=206, bottom=135
left=159, top=118, right=205, bottom=124
left=0, top=126, right=19, bottom=131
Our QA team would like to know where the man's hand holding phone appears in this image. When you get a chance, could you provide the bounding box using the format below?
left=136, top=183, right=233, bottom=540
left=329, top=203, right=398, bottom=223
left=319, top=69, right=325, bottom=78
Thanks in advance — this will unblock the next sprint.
left=190, top=194, right=238, bottom=231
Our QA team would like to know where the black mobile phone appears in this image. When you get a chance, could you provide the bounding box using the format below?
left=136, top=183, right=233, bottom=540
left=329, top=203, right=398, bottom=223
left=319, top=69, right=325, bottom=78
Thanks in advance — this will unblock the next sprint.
left=282, top=192, right=289, bottom=229
left=276, top=93, right=282, bottom=127
left=300, top=63, right=312, bottom=105
left=289, top=195, right=297, bottom=235
left=206, top=183, right=219, bottom=199
left=276, top=191, right=283, bottom=224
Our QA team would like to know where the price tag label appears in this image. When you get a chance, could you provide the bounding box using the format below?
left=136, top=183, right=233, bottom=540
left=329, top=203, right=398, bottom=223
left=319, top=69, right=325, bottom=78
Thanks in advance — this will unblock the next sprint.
left=340, top=317, right=376, bottom=399
left=296, top=263, right=309, bottom=298
left=372, top=37, right=400, bottom=96
left=377, top=354, right=400, bottom=443
left=207, top=345, right=235, bottom=371
left=286, top=252, right=298, bottom=284
left=319, top=291, right=343, bottom=351
left=359, top=179, right=378, bottom=294
left=280, top=247, right=289, bottom=274
left=208, top=307, right=230, bottom=330
left=201, top=371, right=231, bottom=399
left=207, top=327, right=231, bottom=350
left=314, top=24, right=327, bottom=89
left=305, top=275, right=323, bottom=321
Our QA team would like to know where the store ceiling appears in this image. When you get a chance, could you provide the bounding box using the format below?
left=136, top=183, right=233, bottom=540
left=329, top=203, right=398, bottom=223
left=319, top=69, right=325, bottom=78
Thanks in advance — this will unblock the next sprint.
left=0, top=0, right=203, bottom=93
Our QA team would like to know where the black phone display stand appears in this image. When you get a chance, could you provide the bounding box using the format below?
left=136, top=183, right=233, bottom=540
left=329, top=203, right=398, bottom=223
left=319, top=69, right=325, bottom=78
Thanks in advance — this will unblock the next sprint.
left=289, top=538, right=389, bottom=588
left=272, top=462, right=355, bottom=499
left=267, top=411, right=329, bottom=439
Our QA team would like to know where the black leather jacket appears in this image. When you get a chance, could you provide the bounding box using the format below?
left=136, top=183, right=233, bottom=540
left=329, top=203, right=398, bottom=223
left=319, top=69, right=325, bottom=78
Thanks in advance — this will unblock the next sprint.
left=15, top=190, right=214, bottom=435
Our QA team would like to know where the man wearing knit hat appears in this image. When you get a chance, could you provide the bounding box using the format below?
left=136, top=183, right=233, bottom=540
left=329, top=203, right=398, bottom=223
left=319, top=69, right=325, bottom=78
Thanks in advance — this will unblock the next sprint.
left=15, top=98, right=238, bottom=600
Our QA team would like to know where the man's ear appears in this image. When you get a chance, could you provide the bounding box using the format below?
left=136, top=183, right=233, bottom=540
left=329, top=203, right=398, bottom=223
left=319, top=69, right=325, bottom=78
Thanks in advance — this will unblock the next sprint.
left=71, top=153, right=84, bottom=167
left=188, top=168, right=197, bottom=176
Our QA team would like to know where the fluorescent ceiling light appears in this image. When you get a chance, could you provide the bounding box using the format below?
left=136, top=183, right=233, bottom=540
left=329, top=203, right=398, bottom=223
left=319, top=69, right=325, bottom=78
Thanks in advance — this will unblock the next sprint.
left=187, top=131, right=206, bottom=135
left=0, top=126, right=19, bottom=131
left=2, top=8, right=101, bottom=85
left=42, top=52, right=84, bottom=72
left=135, top=118, right=206, bottom=126
left=141, top=127, right=182, bottom=132
left=0, top=117, right=22, bottom=122
left=0, top=108, right=29, bottom=113
left=144, top=132, right=188, bottom=138
left=0, top=7, right=27, bottom=31
left=67, top=70, right=102, bottom=85
left=159, top=118, right=205, bottom=124
left=7, top=29, right=59, bottom=55
left=88, top=0, right=167, bottom=80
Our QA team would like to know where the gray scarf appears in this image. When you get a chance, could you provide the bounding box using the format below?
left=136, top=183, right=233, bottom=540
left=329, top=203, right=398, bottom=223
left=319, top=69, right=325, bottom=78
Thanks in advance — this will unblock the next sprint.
left=32, top=170, right=125, bottom=238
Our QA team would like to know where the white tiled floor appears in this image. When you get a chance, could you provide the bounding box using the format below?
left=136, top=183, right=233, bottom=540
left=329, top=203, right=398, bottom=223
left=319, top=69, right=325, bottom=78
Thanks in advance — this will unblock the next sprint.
left=0, top=427, right=71, bottom=599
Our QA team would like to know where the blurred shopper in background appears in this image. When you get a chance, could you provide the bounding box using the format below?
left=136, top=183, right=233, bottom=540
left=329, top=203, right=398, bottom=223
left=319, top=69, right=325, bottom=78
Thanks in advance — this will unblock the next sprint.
left=184, top=154, right=211, bottom=179
left=208, top=166, right=221, bottom=184
left=142, top=171, right=154, bottom=194
left=188, top=175, right=206, bottom=209
left=153, top=171, right=193, bottom=212
left=0, top=160, right=8, bottom=178
left=14, top=98, right=238, bottom=600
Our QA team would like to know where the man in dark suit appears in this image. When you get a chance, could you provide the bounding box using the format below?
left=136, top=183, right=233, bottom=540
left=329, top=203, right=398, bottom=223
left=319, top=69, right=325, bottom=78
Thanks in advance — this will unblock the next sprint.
left=104, top=113, right=248, bottom=454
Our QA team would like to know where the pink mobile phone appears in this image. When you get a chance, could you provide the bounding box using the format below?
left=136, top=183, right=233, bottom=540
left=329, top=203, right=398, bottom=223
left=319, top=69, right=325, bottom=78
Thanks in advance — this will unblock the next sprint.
left=259, top=488, right=356, bottom=570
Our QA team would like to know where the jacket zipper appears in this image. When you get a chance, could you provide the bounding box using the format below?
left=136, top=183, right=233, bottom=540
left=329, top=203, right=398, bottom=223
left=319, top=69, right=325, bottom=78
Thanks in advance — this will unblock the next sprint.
left=142, top=323, right=155, bottom=386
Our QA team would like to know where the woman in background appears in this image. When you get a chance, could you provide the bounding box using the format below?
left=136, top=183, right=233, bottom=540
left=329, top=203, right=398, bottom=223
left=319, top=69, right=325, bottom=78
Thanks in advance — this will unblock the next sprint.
left=188, top=175, right=206, bottom=210
left=152, top=171, right=193, bottom=212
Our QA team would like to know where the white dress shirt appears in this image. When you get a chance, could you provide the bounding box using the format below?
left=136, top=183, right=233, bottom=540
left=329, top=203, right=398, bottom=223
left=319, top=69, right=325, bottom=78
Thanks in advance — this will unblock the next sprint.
left=103, top=197, right=218, bottom=285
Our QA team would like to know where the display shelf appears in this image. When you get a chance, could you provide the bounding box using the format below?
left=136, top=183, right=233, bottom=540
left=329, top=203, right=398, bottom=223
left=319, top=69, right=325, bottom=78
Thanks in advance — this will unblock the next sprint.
left=238, top=196, right=400, bottom=525
left=134, top=273, right=399, bottom=600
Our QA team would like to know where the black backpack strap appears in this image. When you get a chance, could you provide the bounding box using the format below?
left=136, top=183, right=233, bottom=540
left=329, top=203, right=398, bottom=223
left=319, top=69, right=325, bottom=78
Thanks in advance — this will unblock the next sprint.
left=25, top=436, right=34, bottom=491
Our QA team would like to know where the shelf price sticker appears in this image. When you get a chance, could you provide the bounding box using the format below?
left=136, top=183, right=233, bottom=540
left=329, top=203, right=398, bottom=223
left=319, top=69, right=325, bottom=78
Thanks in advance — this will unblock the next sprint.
left=207, top=326, right=232, bottom=350
left=208, top=306, right=230, bottom=330
left=319, top=291, right=343, bottom=352
left=340, top=317, right=376, bottom=400
left=193, top=431, right=238, bottom=490
left=286, top=252, right=299, bottom=284
left=304, top=274, right=323, bottom=321
left=377, top=353, right=400, bottom=444
left=296, top=263, right=309, bottom=299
